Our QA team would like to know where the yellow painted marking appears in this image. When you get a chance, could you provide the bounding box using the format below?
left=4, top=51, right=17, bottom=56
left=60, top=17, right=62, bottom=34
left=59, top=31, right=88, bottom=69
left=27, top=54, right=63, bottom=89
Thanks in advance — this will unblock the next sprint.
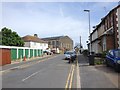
left=69, top=65, right=75, bottom=89
left=65, top=64, right=75, bottom=89
left=65, top=65, right=73, bottom=89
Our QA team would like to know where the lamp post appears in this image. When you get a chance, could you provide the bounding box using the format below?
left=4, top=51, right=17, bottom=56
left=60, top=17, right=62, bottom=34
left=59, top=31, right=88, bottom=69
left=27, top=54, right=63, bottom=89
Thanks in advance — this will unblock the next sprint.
left=84, top=9, right=92, bottom=55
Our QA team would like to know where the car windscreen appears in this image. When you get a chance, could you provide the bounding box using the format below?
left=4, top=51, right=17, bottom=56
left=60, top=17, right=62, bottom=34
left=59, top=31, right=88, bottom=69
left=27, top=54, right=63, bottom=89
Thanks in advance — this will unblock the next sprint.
left=115, top=50, right=120, bottom=57
left=65, top=52, right=73, bottom=55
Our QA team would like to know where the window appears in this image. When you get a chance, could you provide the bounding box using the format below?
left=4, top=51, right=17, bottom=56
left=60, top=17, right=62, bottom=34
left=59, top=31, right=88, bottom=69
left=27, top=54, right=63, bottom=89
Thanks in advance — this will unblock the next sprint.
left=48, top=42, right=51, bottom=45
left=109, top=51, right=114, bottom=56
left=111, top=14, right=113, bottom=26
left=34, top=42, right=36, bottom=46
left=52, top=41, right=55, bottom=46
left=56, top=41, right=59, bottom=46
left=115, top=50, right=120, bottom=57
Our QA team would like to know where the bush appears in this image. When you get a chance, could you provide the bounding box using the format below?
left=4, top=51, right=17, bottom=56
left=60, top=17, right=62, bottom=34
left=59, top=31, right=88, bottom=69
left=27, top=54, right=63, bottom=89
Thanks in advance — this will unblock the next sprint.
left=82, top=49, right=89, bottom=56
left=101, top=51, right=107, bottom=58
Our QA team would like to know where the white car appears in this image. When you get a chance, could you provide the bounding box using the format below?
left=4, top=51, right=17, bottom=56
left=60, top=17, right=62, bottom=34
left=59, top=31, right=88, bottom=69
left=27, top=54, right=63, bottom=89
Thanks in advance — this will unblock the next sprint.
left=64, top=51, right=76, bottom=60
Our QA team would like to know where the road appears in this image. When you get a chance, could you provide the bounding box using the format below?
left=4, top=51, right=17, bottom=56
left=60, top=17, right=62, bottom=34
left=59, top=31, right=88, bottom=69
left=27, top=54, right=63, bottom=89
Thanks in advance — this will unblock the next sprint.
left=2, top=54, right=76, bottom=88
left=1, top=54, right=119, bottom=89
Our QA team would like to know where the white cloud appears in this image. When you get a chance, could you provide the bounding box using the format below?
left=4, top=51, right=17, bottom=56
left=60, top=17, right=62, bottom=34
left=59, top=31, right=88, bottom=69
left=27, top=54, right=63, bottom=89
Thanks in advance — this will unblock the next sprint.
left=2, top=2, right=118, bottom=49
left=2, top=4, right=89, bottom=48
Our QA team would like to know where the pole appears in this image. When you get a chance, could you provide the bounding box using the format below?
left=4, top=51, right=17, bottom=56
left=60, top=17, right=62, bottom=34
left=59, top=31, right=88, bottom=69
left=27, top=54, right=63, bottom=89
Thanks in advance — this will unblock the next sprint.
left=84, top=9, right=91, bottom=55
left=88, top=11, right=92, bottom=55
left=80, top=36, right=81, bottom=54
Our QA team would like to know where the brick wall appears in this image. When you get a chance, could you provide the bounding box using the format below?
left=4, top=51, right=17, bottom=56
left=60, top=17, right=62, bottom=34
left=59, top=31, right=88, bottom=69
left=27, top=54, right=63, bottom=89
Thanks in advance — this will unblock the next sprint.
left=106, top=35, right=114, bottom=50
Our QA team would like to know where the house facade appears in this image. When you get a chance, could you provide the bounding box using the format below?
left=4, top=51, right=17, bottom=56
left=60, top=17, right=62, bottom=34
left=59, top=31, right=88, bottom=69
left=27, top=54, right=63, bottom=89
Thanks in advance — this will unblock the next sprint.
left=90, top=5, right=120, bottom=54
left=22, top=34, right=48, bottom=51
left=42, top=36, right=73, bottom=53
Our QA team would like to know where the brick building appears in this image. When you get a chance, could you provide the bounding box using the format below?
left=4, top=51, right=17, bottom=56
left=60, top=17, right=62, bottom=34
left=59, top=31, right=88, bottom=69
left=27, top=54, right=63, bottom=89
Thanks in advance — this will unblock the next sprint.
left=89, top=5, right=120, bottom=53
left=42, top=36, right=73, bottom=53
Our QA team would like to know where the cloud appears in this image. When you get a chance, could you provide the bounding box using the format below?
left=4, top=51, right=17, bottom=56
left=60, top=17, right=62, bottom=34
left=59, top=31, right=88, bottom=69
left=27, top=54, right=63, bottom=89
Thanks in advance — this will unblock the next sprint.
left=59, top=6, right=64, bottom=17
left=2, top=2, right=118, bottom=49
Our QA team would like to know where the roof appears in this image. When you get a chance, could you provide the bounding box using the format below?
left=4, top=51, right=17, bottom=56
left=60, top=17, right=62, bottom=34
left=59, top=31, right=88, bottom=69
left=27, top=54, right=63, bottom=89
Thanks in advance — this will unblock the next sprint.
left=90, top=5, right=120, bottom=36
left=22, top=35, right=47, bottom=43
left=42, top=36, right=64, bottom=41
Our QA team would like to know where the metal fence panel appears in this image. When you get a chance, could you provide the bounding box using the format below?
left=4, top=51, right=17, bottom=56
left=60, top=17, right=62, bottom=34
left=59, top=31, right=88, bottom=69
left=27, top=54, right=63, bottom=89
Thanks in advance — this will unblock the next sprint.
left=11, top=48, right=17, bottom=61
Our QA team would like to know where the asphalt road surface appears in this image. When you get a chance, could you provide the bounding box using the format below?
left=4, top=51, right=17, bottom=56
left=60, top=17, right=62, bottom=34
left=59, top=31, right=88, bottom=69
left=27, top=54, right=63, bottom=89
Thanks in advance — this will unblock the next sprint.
left=2, top=54, right=76, bottom=88
left=1, top=54, right=119, bottom=89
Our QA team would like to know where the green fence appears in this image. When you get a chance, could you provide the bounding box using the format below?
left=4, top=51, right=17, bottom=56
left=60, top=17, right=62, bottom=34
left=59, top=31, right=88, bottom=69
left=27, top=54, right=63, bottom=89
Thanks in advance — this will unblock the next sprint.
left=34, top=49, right=37, bottom=57
left=18, top=49, right=24, bottom=59
left=11, top=48, right=17, bottom=61
left=38, top=49, right=40, bottom=56
left=30, top=49, right=33, bottom=58
left=41, top=49, right=43, bottom=55
left=25, top=49, right=29, bottom=58
left=9, top=48, right=44, bottom=61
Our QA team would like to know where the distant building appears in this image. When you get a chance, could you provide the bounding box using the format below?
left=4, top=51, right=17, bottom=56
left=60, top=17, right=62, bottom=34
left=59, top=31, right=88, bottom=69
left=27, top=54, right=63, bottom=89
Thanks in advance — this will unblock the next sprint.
left=42, top=36, right=73, bottom=53
left=89, top=5, right=120, bottom=53
left=22, top=34, right=48, bottom=51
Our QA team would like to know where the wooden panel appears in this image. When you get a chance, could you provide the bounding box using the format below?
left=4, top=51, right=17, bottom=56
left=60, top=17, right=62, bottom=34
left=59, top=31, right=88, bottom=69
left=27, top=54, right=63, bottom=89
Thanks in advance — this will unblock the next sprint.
left=0, top=48, right=11, bottom=66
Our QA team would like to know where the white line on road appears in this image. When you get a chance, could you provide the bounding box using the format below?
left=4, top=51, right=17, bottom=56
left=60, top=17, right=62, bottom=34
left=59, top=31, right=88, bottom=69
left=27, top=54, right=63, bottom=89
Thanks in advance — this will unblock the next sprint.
left=22, top=70, right=41, bottom=82
left=77, top=54, right=81, bottom=89
left=1, top=55, right=58, bottom=75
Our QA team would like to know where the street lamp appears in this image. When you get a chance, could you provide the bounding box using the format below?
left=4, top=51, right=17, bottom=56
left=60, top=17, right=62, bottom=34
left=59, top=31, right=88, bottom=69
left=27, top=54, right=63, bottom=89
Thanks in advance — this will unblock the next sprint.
left=84, top=9, right=92, bottom=55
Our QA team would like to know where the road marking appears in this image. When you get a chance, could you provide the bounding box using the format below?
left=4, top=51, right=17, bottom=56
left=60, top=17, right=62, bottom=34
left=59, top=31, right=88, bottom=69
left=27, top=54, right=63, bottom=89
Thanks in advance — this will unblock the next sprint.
left=65, top=64, right=75, bottom=89
left=69, top=65, right=75, bottom=89
left=65, top=65, right=73, bottom=89
left=77, top=62, right=81, bottom=88
left=22, top=70, right=40, bottom=82
left=1, top=55, right=58, bottom=75
left=76, top=54, right=81, bottom=89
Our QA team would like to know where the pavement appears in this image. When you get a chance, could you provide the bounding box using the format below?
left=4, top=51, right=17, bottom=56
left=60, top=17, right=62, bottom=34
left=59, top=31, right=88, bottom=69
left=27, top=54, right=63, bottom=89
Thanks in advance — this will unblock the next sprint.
left=78, top=54, right=119, bottom=89
left=1, top=54, right=55, bottom=71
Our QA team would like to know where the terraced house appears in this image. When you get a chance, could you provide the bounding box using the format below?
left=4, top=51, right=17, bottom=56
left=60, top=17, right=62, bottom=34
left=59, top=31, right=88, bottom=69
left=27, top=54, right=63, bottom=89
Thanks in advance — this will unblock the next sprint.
left=89, top=5, right=120, bottom=54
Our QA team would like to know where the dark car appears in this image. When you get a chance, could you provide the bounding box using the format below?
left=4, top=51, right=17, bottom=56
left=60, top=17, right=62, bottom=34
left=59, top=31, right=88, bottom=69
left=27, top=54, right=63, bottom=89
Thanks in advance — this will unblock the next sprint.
left=105, top=49, right=120, bottom=72
left=64, top=51, right=77, bottom=63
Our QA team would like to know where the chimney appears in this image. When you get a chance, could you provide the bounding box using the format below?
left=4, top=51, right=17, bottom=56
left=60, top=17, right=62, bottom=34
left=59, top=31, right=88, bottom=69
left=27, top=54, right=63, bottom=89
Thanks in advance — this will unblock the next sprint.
left=34, top=34, right=38, bottom=37
left=118, top=1, right=120, bottom=5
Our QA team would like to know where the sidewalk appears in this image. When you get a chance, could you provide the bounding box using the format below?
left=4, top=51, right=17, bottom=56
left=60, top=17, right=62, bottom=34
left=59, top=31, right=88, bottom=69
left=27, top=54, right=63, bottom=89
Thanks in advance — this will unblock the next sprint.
left=78, top=54, right=119, bottom=88
left=1, top=54, right=55, bottom=71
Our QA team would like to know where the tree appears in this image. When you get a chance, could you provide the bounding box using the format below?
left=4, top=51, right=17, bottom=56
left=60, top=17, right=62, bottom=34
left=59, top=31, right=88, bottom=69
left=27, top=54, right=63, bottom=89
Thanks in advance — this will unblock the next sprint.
left=0, top=27, right=24, bottom=46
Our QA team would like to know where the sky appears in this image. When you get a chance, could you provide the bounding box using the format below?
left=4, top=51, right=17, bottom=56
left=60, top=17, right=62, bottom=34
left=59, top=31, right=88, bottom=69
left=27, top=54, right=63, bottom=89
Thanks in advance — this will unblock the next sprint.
left=1, top=1, right=120, bottom=49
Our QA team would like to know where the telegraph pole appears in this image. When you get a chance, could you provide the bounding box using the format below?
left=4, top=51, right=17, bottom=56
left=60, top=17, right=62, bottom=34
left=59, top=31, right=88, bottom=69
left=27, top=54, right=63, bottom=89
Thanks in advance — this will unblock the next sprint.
left=80, top=36, right=81, bottom=54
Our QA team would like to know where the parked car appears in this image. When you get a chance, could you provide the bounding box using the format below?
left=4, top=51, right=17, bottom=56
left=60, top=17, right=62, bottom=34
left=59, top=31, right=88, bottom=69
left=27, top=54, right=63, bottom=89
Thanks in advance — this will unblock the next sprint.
left=43, top=50, right=53, bottom=55
left=64, top=51, right=77, bottom=63
left=105, top=49, right=120, bottom=72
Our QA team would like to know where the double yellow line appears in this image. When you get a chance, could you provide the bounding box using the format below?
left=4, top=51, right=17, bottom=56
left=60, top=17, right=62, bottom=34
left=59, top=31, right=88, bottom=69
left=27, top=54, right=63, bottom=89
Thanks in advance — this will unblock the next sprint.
left=65, top=64, right=75, bottom=90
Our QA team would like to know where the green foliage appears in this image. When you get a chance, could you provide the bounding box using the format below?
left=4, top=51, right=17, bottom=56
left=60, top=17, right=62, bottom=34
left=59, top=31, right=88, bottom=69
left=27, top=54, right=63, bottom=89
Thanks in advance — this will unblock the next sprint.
left=0, top=27, right=24, bottom=46
left=82, top=49, right=89, bottom=56
left=101, top=51, right=107, bottom=58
